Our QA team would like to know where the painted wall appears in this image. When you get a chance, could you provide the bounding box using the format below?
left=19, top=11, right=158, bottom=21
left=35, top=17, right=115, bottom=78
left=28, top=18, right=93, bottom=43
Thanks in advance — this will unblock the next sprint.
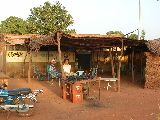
left=6, top=51, right=75, bottom=62
left=4, top=45, right=130, bottom=77
left=6, top=50, right=75, bottom=78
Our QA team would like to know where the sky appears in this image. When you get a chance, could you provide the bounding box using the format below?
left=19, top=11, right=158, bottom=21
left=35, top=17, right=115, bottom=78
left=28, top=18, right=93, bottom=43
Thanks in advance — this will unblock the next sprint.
left=0, top=0, right=160, bottom=40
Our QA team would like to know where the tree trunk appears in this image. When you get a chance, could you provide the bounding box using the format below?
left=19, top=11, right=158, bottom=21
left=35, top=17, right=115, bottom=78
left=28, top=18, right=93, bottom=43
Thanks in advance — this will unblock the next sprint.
left=57, top=32, right=65, bottom=79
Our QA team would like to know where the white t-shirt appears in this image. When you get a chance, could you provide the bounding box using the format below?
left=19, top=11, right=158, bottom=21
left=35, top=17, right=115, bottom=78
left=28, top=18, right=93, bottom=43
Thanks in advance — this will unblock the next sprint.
left=63, top=64, right=71, bottom=73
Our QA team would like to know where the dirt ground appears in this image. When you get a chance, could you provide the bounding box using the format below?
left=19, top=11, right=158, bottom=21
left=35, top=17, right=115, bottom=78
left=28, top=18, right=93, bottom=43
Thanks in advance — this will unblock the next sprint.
left=0, top=74, right=160, bottom=120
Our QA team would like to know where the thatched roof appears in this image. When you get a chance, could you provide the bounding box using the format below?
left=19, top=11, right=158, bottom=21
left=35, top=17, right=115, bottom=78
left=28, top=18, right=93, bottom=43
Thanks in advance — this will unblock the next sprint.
left=146, top=39, right=160, bottom=55
left=60, top=32, right=147, bottom=48
left=3, top=34, right=45, bottom=45
left=2, top=31, right=148, bottom=51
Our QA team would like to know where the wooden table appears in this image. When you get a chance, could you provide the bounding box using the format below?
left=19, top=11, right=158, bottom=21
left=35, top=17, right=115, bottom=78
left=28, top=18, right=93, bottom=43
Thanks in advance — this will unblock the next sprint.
left=0, top=73, right=9, bottom=90
left=61, top=77, right=118, bottom=102
left=61, top=77, right=101, bottom=100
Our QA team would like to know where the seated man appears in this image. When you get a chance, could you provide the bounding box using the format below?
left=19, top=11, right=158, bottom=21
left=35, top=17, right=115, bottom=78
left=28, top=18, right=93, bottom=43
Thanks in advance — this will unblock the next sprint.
left=63, top=59, right=71, bottom=74
left=48, top=59, right=59, bottom=78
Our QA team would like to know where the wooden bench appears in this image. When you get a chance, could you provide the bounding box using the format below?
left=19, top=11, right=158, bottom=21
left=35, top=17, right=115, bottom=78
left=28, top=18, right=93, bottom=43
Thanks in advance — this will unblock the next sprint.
left=0, top=73, right=9, bottom=90
left=100, top=78, right=118, bottom=91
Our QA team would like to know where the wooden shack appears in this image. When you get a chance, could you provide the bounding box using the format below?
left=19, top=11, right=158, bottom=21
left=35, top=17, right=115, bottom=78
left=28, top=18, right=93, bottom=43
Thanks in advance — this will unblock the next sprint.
left=0, top=31, right=149, bottom=91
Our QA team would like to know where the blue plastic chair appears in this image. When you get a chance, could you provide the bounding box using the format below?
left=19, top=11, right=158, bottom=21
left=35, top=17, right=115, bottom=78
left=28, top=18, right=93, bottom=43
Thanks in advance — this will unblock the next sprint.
left=32, top=65, right=42, bottom=78
left=46, top=64, right=61, bottom=87
left=90, top=68, right=98, bottom=76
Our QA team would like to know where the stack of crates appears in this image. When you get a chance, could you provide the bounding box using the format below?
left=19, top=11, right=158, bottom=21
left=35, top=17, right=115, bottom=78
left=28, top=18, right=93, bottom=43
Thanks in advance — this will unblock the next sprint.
left=70, top=83, right=83, bottom=103
left=61, top=83, right=70, bottom=99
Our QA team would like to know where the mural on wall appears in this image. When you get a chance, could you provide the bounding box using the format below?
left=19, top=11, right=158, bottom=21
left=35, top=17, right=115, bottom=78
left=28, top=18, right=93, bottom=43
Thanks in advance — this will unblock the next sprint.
left=62, top=52, right=75, bottom=62
left=93, top=51, right=104, bottom=62
left=104, top=52, right=110, bottom=64
left=93, top=51, right=126, bottom=64
left=7, top=52, right=23, bottom=57
left=6, top=51, right=75, bottom=62
left=7, top=51, right=25, bottom=62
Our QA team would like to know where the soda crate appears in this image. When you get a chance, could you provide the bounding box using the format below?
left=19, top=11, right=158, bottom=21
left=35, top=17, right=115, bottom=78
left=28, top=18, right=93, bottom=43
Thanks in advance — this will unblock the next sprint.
left=61, top=83, right=70, bottom=99
left=70, top=83, right=83, bottom=103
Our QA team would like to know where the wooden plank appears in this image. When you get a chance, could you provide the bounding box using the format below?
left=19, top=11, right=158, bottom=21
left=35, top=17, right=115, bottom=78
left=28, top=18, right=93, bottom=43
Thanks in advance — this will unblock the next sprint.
left=100, top=78, right=118, bottom=81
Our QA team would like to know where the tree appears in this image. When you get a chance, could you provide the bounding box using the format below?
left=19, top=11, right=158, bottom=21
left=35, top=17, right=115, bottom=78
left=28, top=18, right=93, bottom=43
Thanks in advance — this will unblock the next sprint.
left=128, top=34, right=138, bottom=39
left=27, top=1, right=75, bottom=35
left=140, top=29, right=145, bottom=40
left=128, top=29, right=145, bottom=40
left=106, top=31, right=124, bottom=36
left=0, top=16, right=29, bottom=34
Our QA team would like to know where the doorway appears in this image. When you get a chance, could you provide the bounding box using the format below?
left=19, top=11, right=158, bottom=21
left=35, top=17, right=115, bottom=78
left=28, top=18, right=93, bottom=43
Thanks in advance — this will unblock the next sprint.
left=76, top=54, right=91, bottom=71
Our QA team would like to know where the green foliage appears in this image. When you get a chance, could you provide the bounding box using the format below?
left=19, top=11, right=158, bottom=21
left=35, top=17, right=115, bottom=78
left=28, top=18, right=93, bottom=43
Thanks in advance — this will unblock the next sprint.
left=0, top=16, right=29, bottom=34
left=27, top=1, right=74, bottom=35
left=106, top=31, right=124, bottom=36
left=140, top=29, right=145, bottom=40
left=127, top=29, right=145, bottom=40
left=106, top=30, right=145, bottom=40
left=64, top=28, right=76, bottom=34
left=128, top=34, right=138, bottom=39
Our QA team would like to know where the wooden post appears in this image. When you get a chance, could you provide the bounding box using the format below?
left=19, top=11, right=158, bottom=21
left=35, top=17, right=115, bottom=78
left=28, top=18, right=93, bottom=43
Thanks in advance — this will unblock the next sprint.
left=57, top=32, right=65, bottom=79
left=48, top=46, right=50, bottom=63
left=117, top=39, right=124, bottom=92
left=3, top=50, right=6, bottom=74
left=110, top=48, right=117, bottom=89
left=96, top=51, right=99, bottom=77
left=132, top=48, right=134, bottom=82
left=93, top=49, right=95, bottom=67
left=87, top=82, right=90, bottom=96
left=98, top=78, right=101, bottom=100
left=28, top=50, right=32, bottom=83
left=109, top=48, right=115, bottom=78
left=140, top=51, right=143, bottom=81
left=23, top=52, right=28, bottom=77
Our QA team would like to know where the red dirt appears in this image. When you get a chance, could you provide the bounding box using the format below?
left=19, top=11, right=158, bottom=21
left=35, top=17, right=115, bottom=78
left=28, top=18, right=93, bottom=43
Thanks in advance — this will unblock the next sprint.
left=0, top=75, right=160, bottom=120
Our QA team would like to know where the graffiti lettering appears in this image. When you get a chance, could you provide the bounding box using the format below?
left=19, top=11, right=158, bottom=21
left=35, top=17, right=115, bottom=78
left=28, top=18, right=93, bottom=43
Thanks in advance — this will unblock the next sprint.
left=41, top=54, right=53, bottom=57
left=7, top=52, right=23, bottom=57
left=34, top=54, right=38, bottom=57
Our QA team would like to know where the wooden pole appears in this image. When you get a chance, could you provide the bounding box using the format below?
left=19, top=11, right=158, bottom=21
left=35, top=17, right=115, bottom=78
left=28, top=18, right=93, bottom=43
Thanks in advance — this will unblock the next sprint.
left=140, top=51, right=143, bottom=81
left=3, top=50, right=6, bottom=74
left=96, top=51, right=99, bottom=77
left=28, top=50, right=32, bottom=83
left=117, top=39, right=124, bottom=92
left=48, top=46, right=50, bottom=63
left=23, top=52, right=28, bottom=77
left=57, top=32, right=65, bottom=79
left=132, top=48, right=135, bottom=82
left=98, top=78, right=101, bottom=100
left=109, top=48, right=117, bottom=89
left=87, top=82, right=90, bottom=96
left=93, top=49, right=95, bottom=67
left=109, top=48, right=115, bottom=78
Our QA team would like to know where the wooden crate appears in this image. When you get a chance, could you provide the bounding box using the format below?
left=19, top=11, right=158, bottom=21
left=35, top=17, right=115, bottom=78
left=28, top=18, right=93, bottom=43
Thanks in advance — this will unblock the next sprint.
left=70, top=83, right=83, bottom=103
left=61, top=83, right=70, bottom=99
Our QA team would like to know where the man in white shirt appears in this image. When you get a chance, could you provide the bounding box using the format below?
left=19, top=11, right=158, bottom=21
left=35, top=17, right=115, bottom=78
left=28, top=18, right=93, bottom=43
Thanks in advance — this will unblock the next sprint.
left=63, top=59, right=71, bottom=74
